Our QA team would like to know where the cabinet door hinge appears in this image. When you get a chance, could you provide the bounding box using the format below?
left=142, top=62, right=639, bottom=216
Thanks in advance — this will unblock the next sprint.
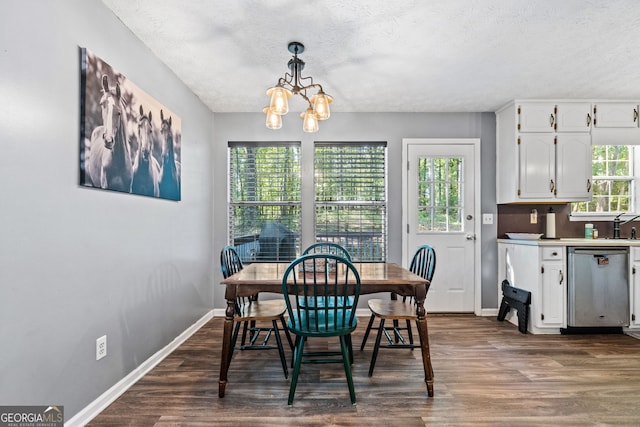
left=541, top=266, right=544, bottom=274
left=517, top=137, right=521, bottom=145
left=554, top=136, right=557, bottom=145
left=517, top=189, right=521, bottom=196
left=633, top=266, right=636, bottom=275
left=541, top=313, right=545, bottom=320
left=633, top=314, right=636, bottom=322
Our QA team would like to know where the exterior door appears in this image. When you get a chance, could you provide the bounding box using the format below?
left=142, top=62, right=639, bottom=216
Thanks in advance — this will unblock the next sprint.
left=404, top=139, right=478, bottom=312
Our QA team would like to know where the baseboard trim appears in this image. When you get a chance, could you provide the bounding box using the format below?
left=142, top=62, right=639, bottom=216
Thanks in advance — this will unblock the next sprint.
left=480, top=308, right=499, bottom=317
left=214, top=308, right=499, bottom=318
left=66, top=310, right=214, bottom=427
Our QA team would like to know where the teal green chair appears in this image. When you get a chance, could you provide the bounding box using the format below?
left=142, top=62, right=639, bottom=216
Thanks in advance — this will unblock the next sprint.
left=282, top=253, right=361, bottom=405
left=298, top=243, right=353, bottom=308
left=302, top=242, right=352, bottom=260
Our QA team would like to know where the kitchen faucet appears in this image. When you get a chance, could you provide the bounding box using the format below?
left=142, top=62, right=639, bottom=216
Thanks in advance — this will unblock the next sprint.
left=613, top=212, right=640, bottom=238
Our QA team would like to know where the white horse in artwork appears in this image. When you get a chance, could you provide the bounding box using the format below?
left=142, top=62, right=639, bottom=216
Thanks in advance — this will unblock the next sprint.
left=87, top=75, right=133, bottom=192
left=131, top=105, right=160, bottom=197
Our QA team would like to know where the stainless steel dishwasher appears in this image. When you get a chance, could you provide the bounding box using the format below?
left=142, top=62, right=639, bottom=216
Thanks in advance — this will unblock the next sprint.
left=567, top=247, right=629, bottom=327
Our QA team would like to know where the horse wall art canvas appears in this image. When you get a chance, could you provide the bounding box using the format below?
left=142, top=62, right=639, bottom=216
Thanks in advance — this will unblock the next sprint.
left=79, top=48, right=182, bottom=201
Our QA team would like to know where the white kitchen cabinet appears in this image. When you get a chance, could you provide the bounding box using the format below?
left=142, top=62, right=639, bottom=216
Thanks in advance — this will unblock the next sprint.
left=498, top=242, right=566, bottom=333
left=497, top=100, right=592, bottom=203
left=555, top=102, right=592, bottom=132
left=555, top=133, right=592, bottom=199
left=630, top=247, right=640, bottom=328
left=518, top=133, right=555, bottom=199
left=518, top=102, right=556, bottom=132
left=539, top=247, right=565, bottom=327
left=593, top=102, right=639, bottom=128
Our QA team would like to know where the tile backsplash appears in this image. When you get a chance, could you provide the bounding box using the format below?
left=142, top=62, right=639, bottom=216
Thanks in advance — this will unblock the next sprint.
left=497, top=203, right=636, bottom=239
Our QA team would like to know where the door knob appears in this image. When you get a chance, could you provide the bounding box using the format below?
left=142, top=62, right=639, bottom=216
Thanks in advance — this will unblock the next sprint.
left=466, top=215, right=473, bottom=220
left=466, top=234, right=476, bottom=240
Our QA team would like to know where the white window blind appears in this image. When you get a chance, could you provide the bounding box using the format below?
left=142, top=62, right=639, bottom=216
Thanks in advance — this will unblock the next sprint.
left=314, top=142, right=387, bottom=261
left=228, top=142, right=301, bottom=262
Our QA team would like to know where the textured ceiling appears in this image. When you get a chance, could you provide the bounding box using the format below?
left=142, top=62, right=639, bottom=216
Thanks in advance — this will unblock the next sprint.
left=101, top=0, right=640, bottom=113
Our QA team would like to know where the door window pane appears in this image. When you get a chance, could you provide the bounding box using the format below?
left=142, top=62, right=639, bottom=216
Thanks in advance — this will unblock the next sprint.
left=417, top=156, right=464, bottom=232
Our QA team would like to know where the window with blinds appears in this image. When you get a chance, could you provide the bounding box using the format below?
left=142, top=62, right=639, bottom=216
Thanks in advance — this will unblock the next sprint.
left=314, top=142, right=388, bottom=261
left=228, top=142, right=301, bottom=262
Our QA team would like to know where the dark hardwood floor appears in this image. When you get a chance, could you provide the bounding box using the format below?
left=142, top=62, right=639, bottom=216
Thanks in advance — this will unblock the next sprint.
left=88, top=315, right=640, bottom=426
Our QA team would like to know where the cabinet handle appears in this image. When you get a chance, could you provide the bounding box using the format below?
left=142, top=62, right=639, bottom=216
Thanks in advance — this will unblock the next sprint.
left=587, top=113, right=592, bottom=126
left=559, top=270, right=564, bottom=285
left=549, top=179, right=555, bottom=193
left=550, top=114, right=555, bottom=128
left=635, top=108, right=638, bottom=123
left=587, top=178, right=591, bottom=192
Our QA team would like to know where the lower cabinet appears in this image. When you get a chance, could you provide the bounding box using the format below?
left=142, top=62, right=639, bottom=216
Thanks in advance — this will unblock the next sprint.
left=498, top=243, right=566, bottom=333
left=631, top=248, right=640, bottom=328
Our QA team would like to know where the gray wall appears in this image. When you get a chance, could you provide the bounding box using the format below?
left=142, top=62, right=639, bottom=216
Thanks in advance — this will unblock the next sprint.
left=0, top=0, right=214, bottom=418
left=212, top=112, right=499, bottom=309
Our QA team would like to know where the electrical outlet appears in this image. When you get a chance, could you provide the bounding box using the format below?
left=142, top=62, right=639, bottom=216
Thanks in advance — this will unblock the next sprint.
left=530, top=209, right=538, bottom=224
left=96, top=335, right=107, bottom=360
left=482, top=213, right=494, bottom=225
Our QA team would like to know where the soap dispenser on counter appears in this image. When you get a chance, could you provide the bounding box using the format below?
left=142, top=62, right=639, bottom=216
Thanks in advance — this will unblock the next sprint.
left=546, top=207, right=556, bottom=239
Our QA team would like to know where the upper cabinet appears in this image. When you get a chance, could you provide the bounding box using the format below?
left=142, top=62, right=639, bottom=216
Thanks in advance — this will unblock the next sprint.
left=518, top=102, right=592, bottom=133
left=590, top=102, right=640, bottom=145
left=593, top=102, right=639, bottom=128
left=497, top=100, right=593, bottom=204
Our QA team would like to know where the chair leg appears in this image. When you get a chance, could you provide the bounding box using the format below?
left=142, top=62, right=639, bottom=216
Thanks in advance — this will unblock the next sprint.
left=393, top=319, right=400, bottom=343
left=340, top=335, right=357, bottom=405
left=280, top=315, right=294, bottom=351
left=360, top=314, right=376, bottom=350
left=291, top=335, right=300, bottom=368
left=240, top=321, right=250, bottom=348
left=368, top=318, right=385, bottom=377
left=288, top=336, right=306, bottom=405
left=406, top=319, right=414, bottom=347
left=345, top=333, right=354, bottom=365
left=272, top=320, right=289, bottom=379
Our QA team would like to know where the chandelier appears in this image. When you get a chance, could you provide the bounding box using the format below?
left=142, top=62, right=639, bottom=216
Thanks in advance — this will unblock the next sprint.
left=264, top=41, right=332, bottom=133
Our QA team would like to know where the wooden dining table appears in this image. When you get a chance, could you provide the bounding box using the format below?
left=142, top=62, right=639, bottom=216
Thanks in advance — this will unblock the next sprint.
left=218, top=262, right=434, bottom=398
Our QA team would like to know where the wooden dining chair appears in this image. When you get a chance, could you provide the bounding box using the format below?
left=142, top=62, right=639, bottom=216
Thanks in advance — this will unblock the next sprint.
left=282, top=253, right=361, bottom=405
left=298, top=243, right=353, bottom=309
left=220, top=246, right=293, bottom=378
left=360, top=244, right=435, bottom=376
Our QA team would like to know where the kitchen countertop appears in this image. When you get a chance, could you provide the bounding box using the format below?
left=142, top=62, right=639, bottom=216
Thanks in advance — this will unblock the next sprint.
left=498, top=238, right=640, bottom=246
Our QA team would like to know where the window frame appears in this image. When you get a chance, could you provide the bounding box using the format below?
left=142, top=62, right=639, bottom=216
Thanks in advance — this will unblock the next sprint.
left=313, top=142, right=388, bottom=262
left=570, top=144, right=640, bottom=221
left=227, top=141, right=302, bottom=262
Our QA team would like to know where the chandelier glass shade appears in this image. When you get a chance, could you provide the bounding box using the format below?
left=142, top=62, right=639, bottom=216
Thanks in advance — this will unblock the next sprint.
left=264, top=42, right=332, bottom=133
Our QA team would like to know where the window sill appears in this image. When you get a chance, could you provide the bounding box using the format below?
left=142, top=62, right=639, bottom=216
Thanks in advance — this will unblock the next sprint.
left=570, top=213, right=638, bottom=222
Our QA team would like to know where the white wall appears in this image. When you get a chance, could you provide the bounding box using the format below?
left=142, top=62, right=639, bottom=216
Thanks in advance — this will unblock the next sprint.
left=0, top=0, right=214, bottom=418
